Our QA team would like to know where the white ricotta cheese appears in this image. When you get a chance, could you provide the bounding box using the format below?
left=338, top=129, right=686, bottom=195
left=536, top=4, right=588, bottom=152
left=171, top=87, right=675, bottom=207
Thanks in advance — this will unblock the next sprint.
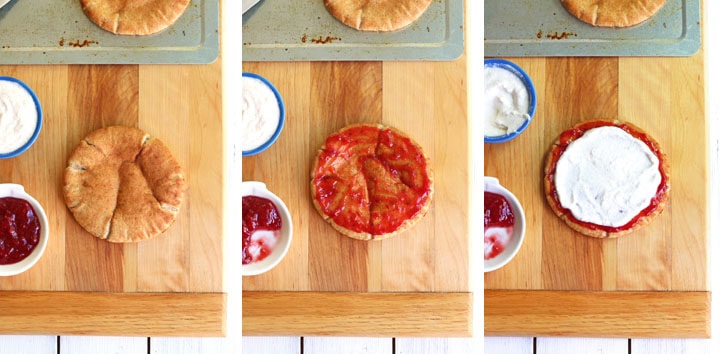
left=554, top=126, right=661, bottom=227
left=484, top=66, right=531, bottom=137
left=242, top=76, right=281, bottom=152
left=0, top=80, right=38, bottom=154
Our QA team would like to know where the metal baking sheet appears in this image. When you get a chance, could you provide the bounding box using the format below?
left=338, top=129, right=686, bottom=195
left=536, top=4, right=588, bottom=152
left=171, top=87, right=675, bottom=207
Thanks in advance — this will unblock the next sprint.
left=0, top=0, right=218, bottom=64
left=242, top=0, right=464, bottom=61
left=485, top=0, right=700, bottom=57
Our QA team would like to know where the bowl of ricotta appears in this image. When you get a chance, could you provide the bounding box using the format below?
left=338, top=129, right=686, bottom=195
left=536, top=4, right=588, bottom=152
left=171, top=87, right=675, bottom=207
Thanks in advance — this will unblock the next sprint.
left=0, top=77, right=42, bottom=159
left=242, top=181, right=293, bottom=276
left=484, top=177, right=526, bottom=272
left=242, top=72, right=285, bottom=157
left=0, top=184, right=49, bottom=276
left=484, top=59, right=536, bottom=144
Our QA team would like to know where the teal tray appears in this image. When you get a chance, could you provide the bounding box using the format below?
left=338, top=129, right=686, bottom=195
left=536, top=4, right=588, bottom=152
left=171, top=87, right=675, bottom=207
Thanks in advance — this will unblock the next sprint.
left=0, top=0, right=218, bottom=64
left=242, top=0, right=464, bottom=61
left=485, top=0, right=701, bottom=57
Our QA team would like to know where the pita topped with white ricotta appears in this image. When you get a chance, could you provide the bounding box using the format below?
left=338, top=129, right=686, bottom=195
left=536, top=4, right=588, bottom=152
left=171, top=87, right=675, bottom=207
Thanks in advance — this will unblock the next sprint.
left=544, top=120, right=670, bottom=238
left=555, top=126, right=660, bottom=227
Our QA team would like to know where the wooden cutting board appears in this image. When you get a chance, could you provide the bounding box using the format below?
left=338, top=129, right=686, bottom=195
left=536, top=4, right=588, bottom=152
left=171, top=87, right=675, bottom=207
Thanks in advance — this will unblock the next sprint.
left=0, top=61, right=225, bottom=336
left=242, top=58, right=472, bottom=336
left=484, top=46, right=710, bottom=336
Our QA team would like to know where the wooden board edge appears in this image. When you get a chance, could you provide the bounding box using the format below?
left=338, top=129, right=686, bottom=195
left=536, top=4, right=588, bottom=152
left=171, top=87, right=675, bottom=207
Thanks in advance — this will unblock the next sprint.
left=485, top=290, right=711, bottom=338
left=242, top=291, right=473, bottom=337
left=0, top=291, right=227, bottom=337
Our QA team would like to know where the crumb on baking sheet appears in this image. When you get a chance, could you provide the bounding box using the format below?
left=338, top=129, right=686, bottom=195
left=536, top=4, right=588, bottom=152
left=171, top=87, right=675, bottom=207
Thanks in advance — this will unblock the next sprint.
left=58, top=38, right=99, bottom=47
left=69, top=39, right=99, bottom=48
left=546, top=31, right=577, bottom=40
left=301, top=34, right=341, bottom=44
left=311, top=36, right=340, bottom=44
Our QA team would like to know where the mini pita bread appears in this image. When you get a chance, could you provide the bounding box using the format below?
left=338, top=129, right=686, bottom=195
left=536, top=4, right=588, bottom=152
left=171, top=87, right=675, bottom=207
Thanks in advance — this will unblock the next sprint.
left=543, top=120, right=670, bottom=238
left=560, top=0, right=667, bottom=27
left=324, top=0, right=433, bottom=32
left=80, top=0, right=191, bottom=35
left=64, top=126, right=187, bottom=243
left=310, top=124, right=434, bottom=241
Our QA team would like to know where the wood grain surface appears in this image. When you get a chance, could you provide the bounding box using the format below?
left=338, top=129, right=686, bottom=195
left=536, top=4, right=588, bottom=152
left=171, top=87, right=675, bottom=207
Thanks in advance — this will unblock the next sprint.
left=484, top=49, right=709, bottom=335
left=241, top=57, right=471, bottom=336
left=0, top=291, right=225, bottom=336
left=485, top=290, right=710, bottom=338
left=243, top=292, right=472, bottom=337
left=0, top=59, right=225, bottom=335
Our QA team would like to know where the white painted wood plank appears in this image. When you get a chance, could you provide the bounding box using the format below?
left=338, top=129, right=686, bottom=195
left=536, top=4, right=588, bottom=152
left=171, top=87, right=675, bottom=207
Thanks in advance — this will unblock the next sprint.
left=242, top=336, right=300, bottom=354
left=0, top=335, right=57, bottom=354
left=631, top=339, right=716, bottom=354
left=304, top=337, right=391, bottom=354
left=396, top=337, right=479, bottom=354
left=151, top=337, right=232, bottom=354
left=224, top=1, right=243, bottom=353
left=468, top=0, right=484, bottom=344
left=60, top=336, right=146, bottom=354
left=483, top=337, right=533, bottom=354
left=536, top=337, right=628, bottom=354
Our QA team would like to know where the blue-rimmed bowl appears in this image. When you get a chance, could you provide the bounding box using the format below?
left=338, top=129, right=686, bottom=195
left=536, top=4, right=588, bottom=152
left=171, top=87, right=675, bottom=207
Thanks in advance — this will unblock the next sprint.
left=0, top=76, right=42, bottom=159
left=484, top=59, right=536, bottom=144
left=242, top=72, right=285, bottom=157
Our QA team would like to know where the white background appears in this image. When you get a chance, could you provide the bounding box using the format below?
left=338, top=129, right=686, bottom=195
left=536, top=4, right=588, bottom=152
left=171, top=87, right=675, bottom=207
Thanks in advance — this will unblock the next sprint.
left=1, top=0, right=717, bottom=353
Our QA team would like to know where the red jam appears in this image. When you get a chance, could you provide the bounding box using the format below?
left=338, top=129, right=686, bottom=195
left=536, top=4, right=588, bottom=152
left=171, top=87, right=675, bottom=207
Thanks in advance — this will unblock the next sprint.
left=242, top=195, right=282, bottom=265
left=484, top=191, right=515, bottom=260
left=546, top=121, right=669, bottom=233
left=0, top=197, right=41, bottom=265
left=313, top=125, right=432, bottom=235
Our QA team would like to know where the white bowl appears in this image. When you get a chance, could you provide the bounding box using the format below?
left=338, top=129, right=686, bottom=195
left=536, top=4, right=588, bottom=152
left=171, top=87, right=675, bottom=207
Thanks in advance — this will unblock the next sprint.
left=241, top=73, right=285, bottom=157
left=0, top=184, right=49, bottom=276
left=484, top=177, right=525, bottom=272
left=0, top=76, right=43, bottom=159
left=241, top=181, right=293, bottom=276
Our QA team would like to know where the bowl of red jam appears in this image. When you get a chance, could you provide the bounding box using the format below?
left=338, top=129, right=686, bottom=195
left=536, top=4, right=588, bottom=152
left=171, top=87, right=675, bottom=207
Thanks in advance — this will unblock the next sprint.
left=242, top=181, right=293, bottom=276
left=0, top=184, right=49, bottom=276
left=484, top=177, right=525, bottom=272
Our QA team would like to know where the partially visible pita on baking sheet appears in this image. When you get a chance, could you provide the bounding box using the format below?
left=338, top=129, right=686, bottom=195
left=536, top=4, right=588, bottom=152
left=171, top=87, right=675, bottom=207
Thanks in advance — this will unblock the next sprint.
left=560, top=0, right=667, bottom=27
left=80, top=0, right=191, bottom=35
left=324, top=0, right=433, bottom=32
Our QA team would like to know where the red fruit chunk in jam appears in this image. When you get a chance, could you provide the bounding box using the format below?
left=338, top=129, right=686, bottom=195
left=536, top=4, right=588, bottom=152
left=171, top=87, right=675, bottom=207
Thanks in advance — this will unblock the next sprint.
left=242, top=196, right=282, bottom=265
